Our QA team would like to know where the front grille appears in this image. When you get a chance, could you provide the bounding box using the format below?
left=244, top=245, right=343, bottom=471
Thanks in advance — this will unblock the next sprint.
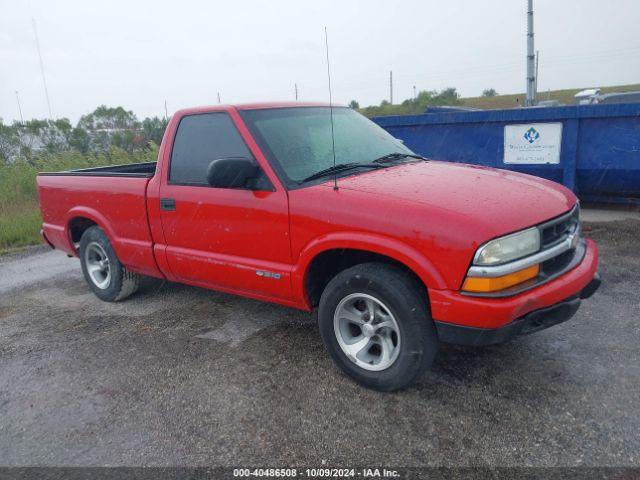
left=540, top=206, right=580, bottom=248
left=541, top=248, right=575, bottom=277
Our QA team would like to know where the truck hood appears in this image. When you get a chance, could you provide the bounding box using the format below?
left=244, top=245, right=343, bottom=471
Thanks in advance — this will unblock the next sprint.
left=333, top=160, right=576, bottom=236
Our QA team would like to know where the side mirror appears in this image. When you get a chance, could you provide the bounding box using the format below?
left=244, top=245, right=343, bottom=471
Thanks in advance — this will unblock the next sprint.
left=206, top=157, right=260, bottom=189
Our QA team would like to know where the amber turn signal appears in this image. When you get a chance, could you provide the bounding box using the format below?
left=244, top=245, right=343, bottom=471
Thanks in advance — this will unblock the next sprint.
left=462, top=264, right=540, bottom=293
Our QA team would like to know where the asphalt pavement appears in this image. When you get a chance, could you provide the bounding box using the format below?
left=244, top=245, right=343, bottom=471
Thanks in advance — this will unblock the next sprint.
left=0, top=219, right=638, bottom=467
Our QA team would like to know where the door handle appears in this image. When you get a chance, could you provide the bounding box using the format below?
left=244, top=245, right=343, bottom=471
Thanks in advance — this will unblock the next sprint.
left=160, top=198, right=176, bottom=211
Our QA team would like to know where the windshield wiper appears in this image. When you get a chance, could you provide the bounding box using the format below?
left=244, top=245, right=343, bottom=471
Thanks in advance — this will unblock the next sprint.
left=299, top=153, right=425, bottom=184
left=300, top=162, right=384, bottom=183
left=372, top=152, right=427, bottom=164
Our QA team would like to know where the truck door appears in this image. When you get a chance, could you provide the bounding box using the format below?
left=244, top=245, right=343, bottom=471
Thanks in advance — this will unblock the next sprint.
left=158, top=112, right=292, bottom=301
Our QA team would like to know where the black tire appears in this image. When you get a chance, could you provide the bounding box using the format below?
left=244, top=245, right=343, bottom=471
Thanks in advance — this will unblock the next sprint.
left=79, top=226, right=140, bottom=302
left=318, top=262, right=438, bottom=391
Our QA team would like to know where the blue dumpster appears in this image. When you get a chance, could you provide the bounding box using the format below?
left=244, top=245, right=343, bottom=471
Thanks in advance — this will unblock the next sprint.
left=373, top=103, right=640, bottom=205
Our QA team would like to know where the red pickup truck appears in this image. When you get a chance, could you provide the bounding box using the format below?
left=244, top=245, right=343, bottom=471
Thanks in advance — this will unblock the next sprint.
left=37, top=102, right=600, bottom=391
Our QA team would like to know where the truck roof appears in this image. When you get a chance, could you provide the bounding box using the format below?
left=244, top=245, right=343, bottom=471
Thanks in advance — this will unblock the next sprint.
left=174, top=102, right=340, bottom=117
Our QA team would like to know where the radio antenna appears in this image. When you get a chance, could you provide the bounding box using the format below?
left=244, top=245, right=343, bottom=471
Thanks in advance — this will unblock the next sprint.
left=324, top=27, right=338, bottom=191
left=32, top=18, right=52, bottom=119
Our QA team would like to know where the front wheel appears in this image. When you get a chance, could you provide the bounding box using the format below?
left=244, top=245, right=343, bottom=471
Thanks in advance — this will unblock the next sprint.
left=79, top=226, right=140, bottom=302
left=318, top=263, right=438, bottom=391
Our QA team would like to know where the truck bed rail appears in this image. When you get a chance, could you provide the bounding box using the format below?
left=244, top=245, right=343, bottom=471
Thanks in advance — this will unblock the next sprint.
left=38, top=161, right=157, bottom=178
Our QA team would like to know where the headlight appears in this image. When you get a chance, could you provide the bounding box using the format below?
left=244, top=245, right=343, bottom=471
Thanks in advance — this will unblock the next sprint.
left=473, top=227, right=540, bottom=266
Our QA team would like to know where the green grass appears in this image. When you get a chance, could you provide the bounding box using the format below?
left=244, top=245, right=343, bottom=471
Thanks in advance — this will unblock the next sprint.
left=461, top=83, right=640, bottom=110
left=0, top=147, right=157, bottom=253
left=0, top=204, right=42, bottom=252
left=360, top=83, right=640, bottom=117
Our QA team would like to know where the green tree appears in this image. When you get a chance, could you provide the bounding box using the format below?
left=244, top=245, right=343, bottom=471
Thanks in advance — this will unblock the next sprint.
left=141, top=117, right=169, bottom=146
left=69, top=126, right=90, bottom=154
left=348, top=100, right=360, bottom=109
left=15, top=120, right=49, bottom=164
left=39, top=119, right=73, bottom=154
left=482, top=88, right=498, bottom=97
left=78, top=105, right=139, bottom=131
left=358, top=87, right=464, bottom=117
left=0, top=121, right=19, bottom=164
left=0, top=106, right=168, bottom=165
left=433, top=87, right=461, bottom=105
left=78, top=106, right=140, bottom=153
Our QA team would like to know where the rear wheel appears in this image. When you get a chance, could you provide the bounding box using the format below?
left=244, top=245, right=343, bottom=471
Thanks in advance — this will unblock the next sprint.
left=79, top=226, right=140, bottom=302
left=318, top=262, right=438, bottom=391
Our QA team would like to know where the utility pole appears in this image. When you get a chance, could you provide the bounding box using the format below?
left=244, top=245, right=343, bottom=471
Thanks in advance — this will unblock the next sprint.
left=32, top=18, right=52, bottom=119
left=525, top=0, right=536, bottom=107
left=389, top=70, right=393, bottom=104
left=164, top=100, right=168, bottom=120
left=295, top=83, right=298, bottom=101
left=413, top=85, right=417, bottom=100
left=535, top=50, right=540, bottom=100
left=15, top=91, right=24, bottom=124
left=217, top=92, right=221, bottom=104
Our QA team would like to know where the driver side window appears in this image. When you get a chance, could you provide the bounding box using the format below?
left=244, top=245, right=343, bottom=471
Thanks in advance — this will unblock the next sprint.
left=169, top=113, right=269, bottom=189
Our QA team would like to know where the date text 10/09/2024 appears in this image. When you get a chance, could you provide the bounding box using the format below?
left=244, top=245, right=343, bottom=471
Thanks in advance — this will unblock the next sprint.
left=233, top=468, right=401, bottom=478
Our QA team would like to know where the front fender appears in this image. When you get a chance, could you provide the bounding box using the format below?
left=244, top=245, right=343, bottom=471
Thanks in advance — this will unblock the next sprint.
left=292, top=231, right=447, bottom=308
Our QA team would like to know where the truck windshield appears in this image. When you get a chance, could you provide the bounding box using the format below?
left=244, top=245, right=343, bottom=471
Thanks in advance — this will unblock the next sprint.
left=240, top=107, right=414, bottom=186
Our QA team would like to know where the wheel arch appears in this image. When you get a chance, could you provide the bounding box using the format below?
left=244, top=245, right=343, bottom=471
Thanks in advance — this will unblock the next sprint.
left=293, top=232, right=446, bottom=309
left=65, top=207, right=117, bottom=255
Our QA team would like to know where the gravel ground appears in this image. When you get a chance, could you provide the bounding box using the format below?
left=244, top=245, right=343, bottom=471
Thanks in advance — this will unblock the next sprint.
left=0, top=220, right=638, bottom=467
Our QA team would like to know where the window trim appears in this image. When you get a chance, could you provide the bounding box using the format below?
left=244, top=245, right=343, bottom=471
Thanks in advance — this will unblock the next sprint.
left=167, top=111, right=273, bottom=191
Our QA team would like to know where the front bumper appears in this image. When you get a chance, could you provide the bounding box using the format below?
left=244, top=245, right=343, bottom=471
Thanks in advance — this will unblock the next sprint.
left=435, top=272, right=601, bottom=346
left=430, top=237, right=599, bottom=330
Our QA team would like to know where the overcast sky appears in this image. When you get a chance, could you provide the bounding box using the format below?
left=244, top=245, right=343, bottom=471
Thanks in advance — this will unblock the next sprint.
left=1, top=0, right=639, bottom=123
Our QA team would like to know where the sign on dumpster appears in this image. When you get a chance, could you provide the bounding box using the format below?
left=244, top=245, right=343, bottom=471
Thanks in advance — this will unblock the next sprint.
left=504, top=123, right=562, bottom=164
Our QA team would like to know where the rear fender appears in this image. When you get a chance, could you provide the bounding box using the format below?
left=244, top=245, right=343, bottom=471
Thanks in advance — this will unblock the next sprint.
left=64, top=206, right=162, bottom=278
left=64, top=206, right=118, bottom=255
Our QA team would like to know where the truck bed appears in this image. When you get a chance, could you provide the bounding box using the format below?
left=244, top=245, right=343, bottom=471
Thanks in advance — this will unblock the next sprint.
left=36, top=167, right=162, bottom=278
left=38, top=161, right=157, bottom=177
